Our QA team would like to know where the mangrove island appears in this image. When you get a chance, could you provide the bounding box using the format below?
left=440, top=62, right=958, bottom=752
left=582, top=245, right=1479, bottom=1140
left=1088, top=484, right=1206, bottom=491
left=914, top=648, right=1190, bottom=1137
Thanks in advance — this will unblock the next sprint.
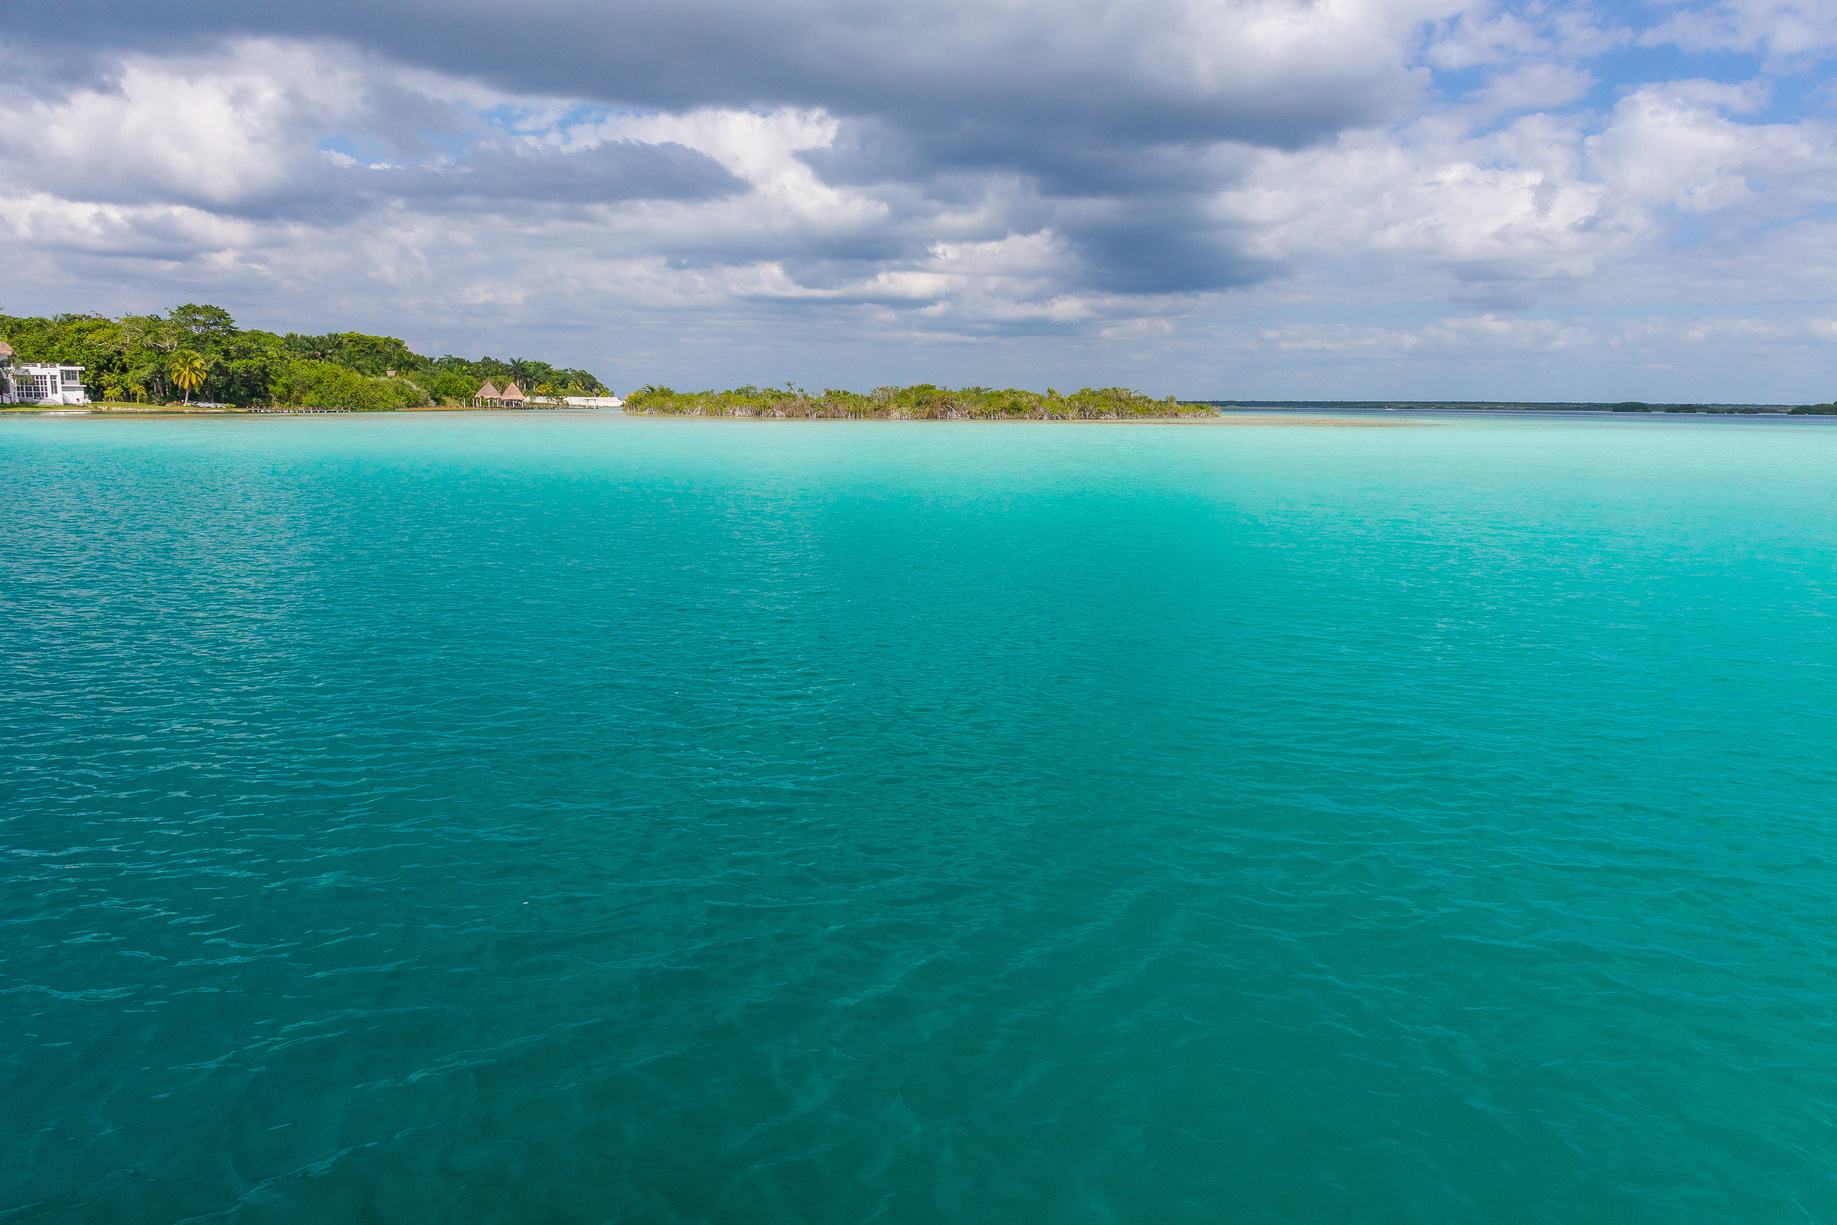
left=624, top=384, right=1210, bottom=420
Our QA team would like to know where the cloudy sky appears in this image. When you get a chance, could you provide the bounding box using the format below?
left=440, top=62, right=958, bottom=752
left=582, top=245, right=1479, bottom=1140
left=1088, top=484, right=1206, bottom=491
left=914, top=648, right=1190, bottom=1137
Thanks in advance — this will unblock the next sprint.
left=2, top=0, right=1834, bottom=400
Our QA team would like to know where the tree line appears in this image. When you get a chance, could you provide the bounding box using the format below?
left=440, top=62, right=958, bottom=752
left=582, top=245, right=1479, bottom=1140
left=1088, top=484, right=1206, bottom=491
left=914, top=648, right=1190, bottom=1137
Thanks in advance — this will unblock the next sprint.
left=0, top=305, right=609, bottom=408
left=625, top=383, right=1204, bottom=419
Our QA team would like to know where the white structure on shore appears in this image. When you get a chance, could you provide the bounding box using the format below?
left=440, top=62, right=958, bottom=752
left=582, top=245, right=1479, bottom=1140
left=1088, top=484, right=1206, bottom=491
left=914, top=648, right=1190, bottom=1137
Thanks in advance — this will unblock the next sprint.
left=563, top=395, right=624, bottom=408
left=1, top=342, right=89, bottom=405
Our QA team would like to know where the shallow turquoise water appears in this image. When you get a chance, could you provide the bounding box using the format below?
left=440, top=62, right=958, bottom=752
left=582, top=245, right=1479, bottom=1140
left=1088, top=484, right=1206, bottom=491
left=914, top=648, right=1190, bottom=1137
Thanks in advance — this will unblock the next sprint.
left=3, top=412, right=1836, bottom=1224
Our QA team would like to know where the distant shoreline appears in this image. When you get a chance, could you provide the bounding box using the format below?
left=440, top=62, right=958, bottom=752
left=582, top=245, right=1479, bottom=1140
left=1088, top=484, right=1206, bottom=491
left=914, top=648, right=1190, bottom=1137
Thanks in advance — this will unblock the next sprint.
left=626, top=411, right=1419, bottom=426
left=1207, top=401, right=1827, bottom=416
left=1, top=406, right=1412, bottom=426
left=0, top=404, right=603, bottom=417
left=7, top=403, right=1832, bottom=422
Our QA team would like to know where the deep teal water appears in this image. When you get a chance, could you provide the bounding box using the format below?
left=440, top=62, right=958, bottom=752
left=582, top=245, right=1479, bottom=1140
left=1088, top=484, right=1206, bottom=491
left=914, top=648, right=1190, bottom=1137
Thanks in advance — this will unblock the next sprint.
left=3, top=412, right=1836, bottom=1224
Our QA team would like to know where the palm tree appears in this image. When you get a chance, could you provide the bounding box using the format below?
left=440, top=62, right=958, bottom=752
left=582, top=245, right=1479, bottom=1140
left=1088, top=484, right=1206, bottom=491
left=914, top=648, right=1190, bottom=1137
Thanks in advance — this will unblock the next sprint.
left=170, top=351, right=208, bottom=406
left=128, top=383, right=146, bottom=405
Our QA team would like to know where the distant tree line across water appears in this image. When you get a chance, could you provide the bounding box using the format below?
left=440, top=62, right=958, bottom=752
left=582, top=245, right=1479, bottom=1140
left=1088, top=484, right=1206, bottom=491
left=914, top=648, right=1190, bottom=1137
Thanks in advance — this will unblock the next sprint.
left=626, top=384, right=1204, bottom=419
left=1206, top=400, right=1837, bottom=415
left=0, top=305, right=608, bottom=408
left=1610, top=402, right=1837, bottom=415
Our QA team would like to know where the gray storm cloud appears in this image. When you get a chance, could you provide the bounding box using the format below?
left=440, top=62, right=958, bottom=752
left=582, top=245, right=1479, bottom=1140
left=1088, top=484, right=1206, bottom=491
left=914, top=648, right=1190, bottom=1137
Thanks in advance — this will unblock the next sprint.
left=12, top=0, right=1441, bottom=145
left=0, top=0, right=1454, bottom=293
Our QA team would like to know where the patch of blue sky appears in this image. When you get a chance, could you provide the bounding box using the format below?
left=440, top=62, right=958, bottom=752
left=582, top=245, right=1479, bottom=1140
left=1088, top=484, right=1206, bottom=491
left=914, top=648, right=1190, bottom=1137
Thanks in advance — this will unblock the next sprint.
left=1418, top=18, right=1830, bottom=130
left=1588, top=43, right=1770, bottom=89
left=468, top=101, right=639, bottom=138
left=1614, top=46, right=1759, bottom=87
left=1664, top=213, right=1722, bottom=250
left=1742, top=74, right=1837, bottom=124
left=1630, top=200, right=1832, bottom=256
left=1580, top=0, right=1672, bottom=27
left=1749, top=201, right=1837, bottom=235
left=1561, top=300, right=1815, bottom=321
left=316, top=133, right=398, bottom=165
left=1416, top=72, right=1603, bottom=142
left=1422, top=64, right=1491, bottom=101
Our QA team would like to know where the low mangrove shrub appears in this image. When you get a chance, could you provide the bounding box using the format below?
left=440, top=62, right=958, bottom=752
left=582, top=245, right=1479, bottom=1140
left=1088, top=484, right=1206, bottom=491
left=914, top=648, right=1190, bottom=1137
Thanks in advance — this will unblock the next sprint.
left=623, top=384, right=1212, bottom=420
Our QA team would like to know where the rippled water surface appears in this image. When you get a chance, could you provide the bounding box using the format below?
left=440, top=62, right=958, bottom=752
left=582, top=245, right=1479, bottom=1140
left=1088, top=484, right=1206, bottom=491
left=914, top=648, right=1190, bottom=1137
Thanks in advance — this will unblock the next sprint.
left=4, top=412, right=1836, bottom=1224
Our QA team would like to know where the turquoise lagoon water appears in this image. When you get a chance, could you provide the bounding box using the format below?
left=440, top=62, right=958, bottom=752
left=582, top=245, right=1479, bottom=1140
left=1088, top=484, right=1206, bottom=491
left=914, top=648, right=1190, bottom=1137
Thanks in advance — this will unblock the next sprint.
left=3, top=411, right=1835, bottom=1224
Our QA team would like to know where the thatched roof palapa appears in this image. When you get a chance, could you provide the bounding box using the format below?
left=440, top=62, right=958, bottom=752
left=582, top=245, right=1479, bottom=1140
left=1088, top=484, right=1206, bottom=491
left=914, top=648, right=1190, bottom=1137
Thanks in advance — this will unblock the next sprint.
left=500, top=381, right=525, bottom=402
left=476, top=379, right=501, bottom=400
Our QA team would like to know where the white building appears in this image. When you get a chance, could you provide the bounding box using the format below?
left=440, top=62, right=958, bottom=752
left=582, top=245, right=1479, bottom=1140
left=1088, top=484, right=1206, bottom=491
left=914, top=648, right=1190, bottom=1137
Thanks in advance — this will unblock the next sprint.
left=1, top=346, right=89, bottom=406
left=562, top=395, right=624, bottom=408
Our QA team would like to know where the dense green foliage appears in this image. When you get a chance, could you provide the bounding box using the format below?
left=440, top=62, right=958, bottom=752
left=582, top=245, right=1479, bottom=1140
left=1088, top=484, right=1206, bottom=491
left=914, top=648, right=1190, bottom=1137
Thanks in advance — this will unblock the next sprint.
left=0, top=305, right=608, bottom=407
left=624, top=384, right=1208, bottom=420
left=1789, top=403, right=1837, bottom=414
left=267, top=362, right=430, bottom=411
